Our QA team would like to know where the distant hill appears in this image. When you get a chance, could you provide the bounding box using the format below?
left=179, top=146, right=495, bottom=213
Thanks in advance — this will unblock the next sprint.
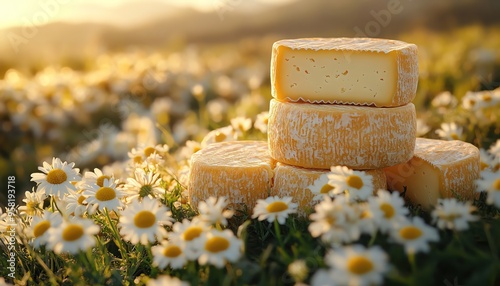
left=0, top=0, right=499, bottom=72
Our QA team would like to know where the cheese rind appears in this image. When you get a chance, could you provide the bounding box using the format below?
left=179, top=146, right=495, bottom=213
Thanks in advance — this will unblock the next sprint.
left=271, top=163, right=387, bottom=216
left=271, top=38, right=418, bottom=107
left=268, top=99, right=416, bottom=169
left=384, top=138, right=480, bottom=209
left=188, top=141, right=275, bottom=210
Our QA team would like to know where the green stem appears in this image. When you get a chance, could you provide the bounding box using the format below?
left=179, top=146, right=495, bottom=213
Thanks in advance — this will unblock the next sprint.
left=408, top=252, right=417, bottom=286
left=368, top=231, right=378, bottom=246
left=273, top=219, right=283, bottom=247
left=103, top=208, right=128, bottom=264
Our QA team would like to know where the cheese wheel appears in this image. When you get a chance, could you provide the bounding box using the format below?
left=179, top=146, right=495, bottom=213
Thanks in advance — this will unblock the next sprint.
left=384, top=138, right=480, bottom=209
left=268, top=99, right=416, bottom=169
left=188, top=141, right=275, bottom=210
left=271, top=38, right=418, bottom=107
left=271, top=163, right=387, bottom=216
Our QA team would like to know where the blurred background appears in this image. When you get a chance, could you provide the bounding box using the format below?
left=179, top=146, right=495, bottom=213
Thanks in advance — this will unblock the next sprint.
left=1, top=0, right=499, bottom=207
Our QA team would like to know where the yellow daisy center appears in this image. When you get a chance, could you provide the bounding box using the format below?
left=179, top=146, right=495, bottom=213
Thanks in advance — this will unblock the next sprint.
left=214, top=132, right=226, bottom=142
left=266, top=201, right=288, bottom=213
left=46, top=169, right=67, bottom=185
left=399, top=226, right=423, bottom=240
left=144, top=147, right=156, bottom=157
left=346, top=175, right=363, bottom=189
left=347, top=256, right=374, bottom=275
left=183, top=226, right=203, bottom=241
left=493, top=179, right=500, bottom=191
left=163, top=245, right=182, bottom=258
left=441, top=212, right=461, bottom=221
left=96, top=175, right=111, bottom=187
left=326, top=216, right=336, bottom=226
left=26, top=201, right=38, bottom=211
left=450, top=133, right=459, bottom=140
left=483, top=94, right=492, bottom=102
left=134, top=211, right=156, bottom=228
left=320, top=184, right=334, bottom=194
left=480, top=161, right=489, bottom=170
left=95, top=187, right=116, bottom=201
left=263, top=117, right=268, bottom=124
left=205, top=236, right=230, bottom=253
left=133, top=155, right=143, bottom=164
left=34, top=220, right=51, bottom=238
left=62, top=224, right=84, bottom=241
left=193, top=146, right=201, bottom=153
left=380, top=203, right=395, bottom=219
left=360, top=210, right=370, bottom=219
left=469, top=99, right=476, bottom=106
left=78, top=195, right=87, bottom=205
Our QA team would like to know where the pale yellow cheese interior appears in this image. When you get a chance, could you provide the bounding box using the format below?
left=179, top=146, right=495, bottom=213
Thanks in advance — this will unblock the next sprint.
left=271, top=38, right=418, bottom=107
left=384, top=138, right=480, bottom=209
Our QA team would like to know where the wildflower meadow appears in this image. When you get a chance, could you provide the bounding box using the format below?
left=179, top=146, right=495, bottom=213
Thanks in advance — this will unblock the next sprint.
left=1, top=25, right=500, bottom=286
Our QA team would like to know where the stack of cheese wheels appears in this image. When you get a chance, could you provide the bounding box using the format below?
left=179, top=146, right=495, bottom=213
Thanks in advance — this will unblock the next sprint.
left=267, top=38, right=418, bottom=214
left=188, top=37, right=480, bottom=214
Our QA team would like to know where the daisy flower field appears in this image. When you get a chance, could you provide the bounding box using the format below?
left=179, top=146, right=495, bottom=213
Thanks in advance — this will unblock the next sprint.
left=1, top=25, right=500, bottom=286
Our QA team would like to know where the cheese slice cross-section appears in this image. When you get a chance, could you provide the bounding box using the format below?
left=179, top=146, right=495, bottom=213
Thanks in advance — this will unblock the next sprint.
left=271, top=163, right=387, bottom=216
left=271, top=38, right=418, bottom=107
left=268, top=99, right=416, bottom=169
left=383, top=138, right=480, bottom=209
left=188, top=141, right=275, bottom=210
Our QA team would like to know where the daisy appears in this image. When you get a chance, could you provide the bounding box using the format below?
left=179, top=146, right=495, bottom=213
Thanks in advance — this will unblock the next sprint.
left=27, top=211, right=63, bottom=248
left=80, top=168, right=114, bottom=190
left=118, top=197, right=173, bottom=245
left=489, top=139, right=500, bottom=159
left=198, top=197, right=234, bottom=226
left=83, top=178, right=125, bottom=212
left=47, top=217, right=99, bottom=254
left=308, top=174, right=336, bottom=201
left=435, top=122, right=464, bottom=141
left=151, top=240, right=187, bottom=269
left=65, top=190, right=90, bottom=217
left=196, top=229, right=242, bottom=268
left=475, top=170, right=500, bottom=208
left=431, top=198, right=477, bottom=231
left=416, top=118, right=430, bottom=137
left=390, top=217, right=439, bottom=255
left=288, top=259, right=309, bottom=283
left=179, top=140, right=202, bottom=161
left=170, top=218, right=210, bottom=259
left=308, top=196, right=352, bottom=245
left=479, top=148, right=495, bottom=170
left=431, top=91, right=457, bottom=109
left=311, top=269, right=336, bottom=286
left=461, top=91, right=481, bottom=111
left=147, top=275, right=189, bottom=286
left=230, top=116, right=252, bottom=136
left=254, top=111, right=269, bottom=134
left=252, top=196, right=298, bottom=224
left=200, top=126, right=238, bottom=147
left=368, top=190, right=409, bottom=233
left=19, top=188, right=46, bottom=217
left=328, top=166, right=374, bottom=202
left=31, top=157, right=80, bottom=198
left=326, top=244, right=389, bottom=286
left=121, top=168, right=164, bottom=200
left=353, top=202, right=381, bottom=235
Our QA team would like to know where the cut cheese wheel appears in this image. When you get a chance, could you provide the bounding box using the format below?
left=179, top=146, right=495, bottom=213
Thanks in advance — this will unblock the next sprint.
left=271, top=163, right=387, bottom=216
left=188, top=141, right=275, bottom=210
left=384, top=138, right=480, bottom=209
left=268, top=99, right=416, bottom=169
left=271, top=38, right=418, bottom=107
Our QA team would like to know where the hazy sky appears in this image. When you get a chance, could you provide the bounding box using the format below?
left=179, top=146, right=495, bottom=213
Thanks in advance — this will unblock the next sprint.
left=0, top=0, right=295, bottom=29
